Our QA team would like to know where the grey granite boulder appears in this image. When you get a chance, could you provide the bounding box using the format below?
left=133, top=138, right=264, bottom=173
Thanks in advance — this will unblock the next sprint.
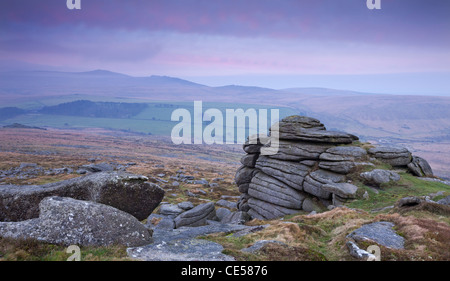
left=235, top=165, right=257, bottom=186
left=174, top=202, right=217, bottom=228
left=240, top=153, right=259, bottom=168
left=215, top=199, right=237, bottom=209
left=160, top=204, right=184, bottom=217
left=303, top=169, right=346, bottom=199
left=220, top=211, right=251, bottom=225
left=216, top=208, right=232, bottom=221
left=360, top=169, right=400, bottom=187
left=177, top=201, right=194, bottom=210
left=0, top=197, right=153, bottom=247
left=322, top=182, right=359, bottom=199
left=407, top=156, right=434, bottom=177
left=0, top=171, right=165, bottom=222
left=347, top=221, right=404, bottom=249
left=368, top=146, right=412, bottom=166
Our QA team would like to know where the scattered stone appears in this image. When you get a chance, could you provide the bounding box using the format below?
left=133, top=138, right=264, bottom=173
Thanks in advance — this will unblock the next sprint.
left=397, top=196, right=423, bottom=207
left=171, top=181, right=180, bottom=187
left=346, top=241, right=377, bottom=260
left=159, top=204, right=184, bottom=218
left=347, top=221, right=404, bottom=249
left=437, top=195, right=450, bottom=206
left=220, top=211, right=251, bottom=225
left=216, top=208, right=232, bottom=221
left=215, top=199, right=237, bottom=209
left=193, top=179, right=209, bottom=186
left=322, top=182, right=359, bottom=199
left=177, top=201, right=194, bottom=211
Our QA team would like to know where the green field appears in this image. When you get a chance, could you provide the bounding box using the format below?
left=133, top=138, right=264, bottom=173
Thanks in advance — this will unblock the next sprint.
left=0, top=96, right=299, bottom=137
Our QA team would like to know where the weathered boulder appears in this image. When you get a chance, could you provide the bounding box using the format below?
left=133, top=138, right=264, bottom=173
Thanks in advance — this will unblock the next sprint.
left=177, top=201, right=194, bottom=211
left=0, top=197, right=153, bottom=247
left=0, top=171, right=164, bottom=222
left=347, top=221, right=404, bottom=249
left=322, top=182, right=359, bottom=199
left=160, top=204, right=184, bottom=218
left=360, top=169, right=400, bottom=187
left=174, top=202, right=218, bottom=228
left=220, top=211, right=251, bottom=225
left=216, top=208, right=232, bottom=221
left=215, top=199, right=237, bottom=209
left=240, top=153, right=259, bottom=168
left=368, top=146, right=412, bottom=166
left=235, top=165, right=257, bottom=186
left=407, top=156, right=434, bottom=177
left=303, top=169, right=346, bottom=199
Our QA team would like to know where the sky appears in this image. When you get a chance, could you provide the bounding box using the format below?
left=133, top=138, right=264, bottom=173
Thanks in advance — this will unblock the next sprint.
left=0, top=0, right=449, bottom=94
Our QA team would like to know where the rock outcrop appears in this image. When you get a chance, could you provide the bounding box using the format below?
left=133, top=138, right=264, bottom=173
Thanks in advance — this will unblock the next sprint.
left=236, top=115, right=434, bottom=220
left=0, top=197, right=153, bottom=247
left=0, top=171, right=165, bottom=221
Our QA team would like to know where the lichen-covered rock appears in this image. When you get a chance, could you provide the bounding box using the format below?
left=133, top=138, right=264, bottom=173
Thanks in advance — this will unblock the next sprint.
left=0, top=171, right=165, bottom=222
left=360, top=169, right=400, bottom=187
left=407, top=156, right=434, bottom=177
left=368, top=146, right=412, bottom=166
left=174, top=202, right=217, bottom=228
left=0, top=197, right=153, bottom=247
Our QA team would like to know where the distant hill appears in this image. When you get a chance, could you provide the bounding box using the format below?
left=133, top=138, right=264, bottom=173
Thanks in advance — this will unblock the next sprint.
left=39, top=100, right=148, bottom=118
left=0, top=107, right=26, bottom=121
left=3, top=123, right=46, bottom=130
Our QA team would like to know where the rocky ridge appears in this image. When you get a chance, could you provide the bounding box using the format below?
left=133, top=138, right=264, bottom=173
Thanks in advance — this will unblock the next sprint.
left=236, top=115, right=433, bottom=220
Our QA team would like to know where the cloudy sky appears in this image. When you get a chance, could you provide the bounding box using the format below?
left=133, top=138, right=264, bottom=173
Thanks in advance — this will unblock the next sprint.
left=1, top=0, right=449, bottom=94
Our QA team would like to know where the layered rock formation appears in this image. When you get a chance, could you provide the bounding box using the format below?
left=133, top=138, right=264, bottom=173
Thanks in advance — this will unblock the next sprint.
left=236, top=115, right=433, bottom=220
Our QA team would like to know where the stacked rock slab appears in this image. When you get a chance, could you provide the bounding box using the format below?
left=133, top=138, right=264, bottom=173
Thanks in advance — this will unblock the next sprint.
left=235, top=115, right=433, bottom=220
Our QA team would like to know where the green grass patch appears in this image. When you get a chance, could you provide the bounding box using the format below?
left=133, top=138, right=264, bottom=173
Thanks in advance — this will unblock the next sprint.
left=347, top=172, right=450, bottom=211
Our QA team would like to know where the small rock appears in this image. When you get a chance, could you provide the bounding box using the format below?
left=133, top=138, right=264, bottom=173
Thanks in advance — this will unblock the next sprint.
left=360, top=169, right=401, bottom=187
left=215, top=199, right=237, bottom=209
left=397, top=196, right=423, bottom=207
left=177, top=201, right=194, bottom=210
left=347, top=221, right=404, bottom=249
left=160, top=204, right=184, bottom=217
left=346, top=241, right=377, bottom=260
